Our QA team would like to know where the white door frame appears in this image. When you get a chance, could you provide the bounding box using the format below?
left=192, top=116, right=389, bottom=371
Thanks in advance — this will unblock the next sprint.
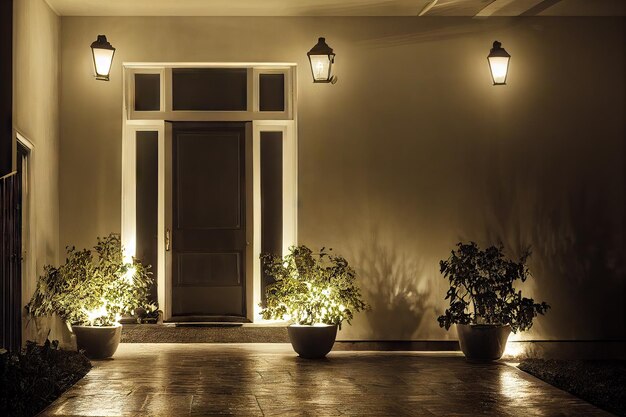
left=251, top=120, right=297, bottom=321
left=121, top=63, right=297, bottom=323
left=15, top=131, right=35, bottom=309
left=121, top=120, right=166, bottom=315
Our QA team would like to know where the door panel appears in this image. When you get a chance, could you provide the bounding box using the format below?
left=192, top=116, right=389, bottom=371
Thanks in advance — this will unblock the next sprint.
left=171, top=122, right=247, bottom=318
left=176, top=252, right=241, bottom=286
left=175, top=133, right=241, bottom=229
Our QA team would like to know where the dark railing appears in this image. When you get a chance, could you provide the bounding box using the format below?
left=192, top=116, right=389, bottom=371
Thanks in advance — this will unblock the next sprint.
left=1, top=171, right=21, bottom=352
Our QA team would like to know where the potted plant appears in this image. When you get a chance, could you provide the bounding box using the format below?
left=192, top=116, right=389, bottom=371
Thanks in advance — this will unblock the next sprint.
left=261, top=246, right=368, bottom=359
left=27, top=234, right=153, bottom=359
left=134, top=303, right=161, bottom=324
left=437, top=242, right=550, bottom=361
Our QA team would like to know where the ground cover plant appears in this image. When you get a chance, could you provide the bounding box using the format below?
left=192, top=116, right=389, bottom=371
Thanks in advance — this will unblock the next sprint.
left=519, top=359, right=626, bottom=416
left=0, top=339, right=91, bottom=417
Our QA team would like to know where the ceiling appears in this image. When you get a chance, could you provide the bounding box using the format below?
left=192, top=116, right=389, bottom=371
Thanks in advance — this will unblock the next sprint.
left=45, top=0, right=625, bottom=16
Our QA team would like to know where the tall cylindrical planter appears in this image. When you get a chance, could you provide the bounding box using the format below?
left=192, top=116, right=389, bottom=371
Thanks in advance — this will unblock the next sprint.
left=456, top=324, right=511, bottom=361
left=72, top=324, right=122, bottom=359
left=288, top=324, right=338, bottom=359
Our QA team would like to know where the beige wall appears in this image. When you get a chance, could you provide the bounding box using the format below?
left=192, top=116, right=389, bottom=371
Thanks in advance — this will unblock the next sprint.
left=14, top=0, right=70, bottom=344
left=59, top=17, right=625, bottom=341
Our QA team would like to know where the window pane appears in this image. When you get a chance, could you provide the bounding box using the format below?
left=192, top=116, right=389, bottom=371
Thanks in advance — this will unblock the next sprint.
left=260, top=131, right=283, bottom=304
left=172, top=68, right=248, bottom=111
left=136, top=131, right=159, bottom=302
left=259, top=74, right=285, bottom=112
left=134, top=74, right=161, bottom=111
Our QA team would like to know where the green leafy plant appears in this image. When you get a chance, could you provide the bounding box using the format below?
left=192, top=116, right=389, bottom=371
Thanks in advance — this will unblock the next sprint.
left=134, top=303, right=161, bottom=324
left=437, top=242, right=549, bottom=333
left=261, top=245, right=368, bottom=327
left=0, top=339, right=91, bottom=417
left=27, top=233, right=154, bottom=326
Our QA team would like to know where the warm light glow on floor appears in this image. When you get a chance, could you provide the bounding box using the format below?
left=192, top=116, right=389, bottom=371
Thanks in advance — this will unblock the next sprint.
left=39, top=344, right=605, bottom=416
left=502, top=333, right=525, bottom=360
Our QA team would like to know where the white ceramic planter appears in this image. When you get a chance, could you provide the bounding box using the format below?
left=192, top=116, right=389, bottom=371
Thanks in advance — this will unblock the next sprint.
left=72, top=323, right=122, bottom=359
left=287, top=324, right=338, bottom=359
left=456, top=324, right=511, bottom=361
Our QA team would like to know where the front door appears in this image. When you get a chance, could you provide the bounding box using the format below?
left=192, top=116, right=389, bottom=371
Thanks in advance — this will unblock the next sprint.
left=169, top=122, right=248, bottom=319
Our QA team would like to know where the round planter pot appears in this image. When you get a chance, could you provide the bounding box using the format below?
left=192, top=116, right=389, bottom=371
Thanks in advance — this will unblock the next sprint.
left=287, top=324, right=338, bottom=359
left=72, top=324, right=122, bottom=359
left=456, top=324, right=511, bottom=362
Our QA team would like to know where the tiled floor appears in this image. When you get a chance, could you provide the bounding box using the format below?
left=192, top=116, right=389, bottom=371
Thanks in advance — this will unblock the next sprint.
left=39, top=343, right=611, bottom=417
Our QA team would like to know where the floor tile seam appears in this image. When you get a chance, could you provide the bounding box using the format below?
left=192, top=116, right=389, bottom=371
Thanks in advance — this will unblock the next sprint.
left=252, top=394, right=266, bottom=417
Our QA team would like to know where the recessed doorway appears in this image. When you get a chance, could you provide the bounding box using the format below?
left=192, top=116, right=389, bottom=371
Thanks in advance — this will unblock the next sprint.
left=121, top=63, right=297, bottom=323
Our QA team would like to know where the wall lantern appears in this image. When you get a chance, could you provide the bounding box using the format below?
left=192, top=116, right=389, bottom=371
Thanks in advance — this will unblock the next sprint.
left=90, top=35, right=115, bottom=81
left=307, top=37, right=337, bottom=84
left=487, top=41, right=510, bottom=85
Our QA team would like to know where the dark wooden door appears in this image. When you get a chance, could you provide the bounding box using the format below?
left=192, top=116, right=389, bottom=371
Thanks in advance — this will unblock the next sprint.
left=171, top=123, right=247, bottom=318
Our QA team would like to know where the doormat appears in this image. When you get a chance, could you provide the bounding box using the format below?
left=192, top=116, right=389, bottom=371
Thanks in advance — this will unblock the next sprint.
left=174, top=323, right=243, bottom=328
left=120, top=324, right=290, bottom=343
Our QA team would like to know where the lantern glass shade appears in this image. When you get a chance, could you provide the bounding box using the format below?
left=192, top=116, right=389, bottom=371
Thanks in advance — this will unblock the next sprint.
left=91, top=35, right=115, bottom=81
left=487, top=41, right=510, bottom=85
left=307, top=37, right=336, bottom=83
left=310, top=55, right=332, bottom=81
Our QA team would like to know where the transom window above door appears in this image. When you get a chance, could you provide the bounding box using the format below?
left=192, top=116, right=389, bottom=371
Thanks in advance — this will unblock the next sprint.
left=125, top=64, right=294, bottom=121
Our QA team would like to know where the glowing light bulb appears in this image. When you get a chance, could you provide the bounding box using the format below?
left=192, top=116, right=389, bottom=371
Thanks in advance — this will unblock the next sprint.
left=315, top=61, right=324, bottom=77
left=83, top=304, right=108, bottom=326
left=123, top=266, right=136, bottom=284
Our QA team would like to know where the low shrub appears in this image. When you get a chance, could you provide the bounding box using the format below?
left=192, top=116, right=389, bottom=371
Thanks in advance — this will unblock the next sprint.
left=27, top=233, right=153, bottom=327
left=0, top=340, right=91, bottom=417
left=261, top=245, right=368, bottom=326
left=519, top=359, right=626, bottom=416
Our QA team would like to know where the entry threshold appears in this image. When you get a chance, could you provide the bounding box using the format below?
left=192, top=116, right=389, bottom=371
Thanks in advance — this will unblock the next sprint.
left=170, top=322, right=243, bottom=328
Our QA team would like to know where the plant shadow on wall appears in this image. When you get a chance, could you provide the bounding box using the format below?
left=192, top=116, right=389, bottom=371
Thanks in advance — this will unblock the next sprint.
left=350, top=229, right=436, bottom=339
left=479, top=157, right=626, bottom=340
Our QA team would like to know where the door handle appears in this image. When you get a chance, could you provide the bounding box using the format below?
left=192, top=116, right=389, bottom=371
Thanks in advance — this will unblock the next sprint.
left=165, top=229, right=171, bottom=251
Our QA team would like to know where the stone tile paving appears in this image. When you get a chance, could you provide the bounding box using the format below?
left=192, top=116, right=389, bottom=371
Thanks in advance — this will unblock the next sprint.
left=38, top=343, right=611, bottom=417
